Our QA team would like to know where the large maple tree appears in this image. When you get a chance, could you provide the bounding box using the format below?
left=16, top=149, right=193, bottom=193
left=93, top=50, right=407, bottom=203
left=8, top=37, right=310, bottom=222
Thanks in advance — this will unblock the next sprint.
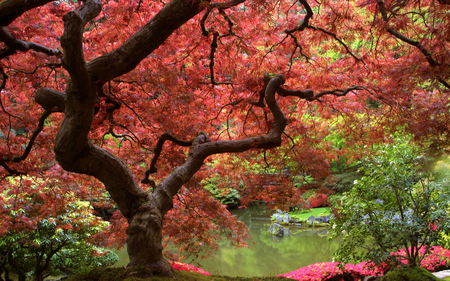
left=0, top=0, right=449, bottom=278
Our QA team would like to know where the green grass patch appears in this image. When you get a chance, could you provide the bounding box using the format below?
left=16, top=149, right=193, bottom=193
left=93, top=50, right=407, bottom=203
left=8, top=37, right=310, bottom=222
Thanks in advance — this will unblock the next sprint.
left=289, top=207, right=331, bottom=221
left=66, top=267, right=291, bottom=281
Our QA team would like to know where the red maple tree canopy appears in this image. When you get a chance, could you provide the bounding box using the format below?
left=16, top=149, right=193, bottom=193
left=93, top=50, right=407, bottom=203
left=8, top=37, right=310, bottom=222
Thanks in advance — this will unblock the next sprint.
left=0, top=0, right=449, bottom=277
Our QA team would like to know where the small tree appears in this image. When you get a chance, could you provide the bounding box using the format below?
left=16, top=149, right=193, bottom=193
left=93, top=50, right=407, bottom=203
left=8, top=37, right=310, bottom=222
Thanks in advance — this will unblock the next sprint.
left=330, top=137, right=450, bottom=272
left=0, top=178, right=118, bottom=281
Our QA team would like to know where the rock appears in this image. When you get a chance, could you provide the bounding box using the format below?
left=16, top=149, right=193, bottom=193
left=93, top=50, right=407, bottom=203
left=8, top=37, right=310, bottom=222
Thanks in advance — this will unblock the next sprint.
left=283, top=213, right=290, bottom=223
left=273, top=213, right=283, bottom=223
left=268, top=223, right=284, bottom=238
left=307, top=215, right=316, bottom=225
left=433, top=269, right=450, bottom=279
left=289, top=218, right=299, bottom=223
left=316, top=215, right=330, bottom=223
left=315, top=229, right=329, bottom=236
left=364, top=276, right=382, bottom=281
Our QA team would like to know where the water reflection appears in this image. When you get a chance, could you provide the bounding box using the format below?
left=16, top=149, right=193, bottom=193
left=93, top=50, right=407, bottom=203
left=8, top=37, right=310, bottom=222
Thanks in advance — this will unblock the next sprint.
left=195, top=207, right=340, bottom=277
left=112, top=206, right=341, bottom=277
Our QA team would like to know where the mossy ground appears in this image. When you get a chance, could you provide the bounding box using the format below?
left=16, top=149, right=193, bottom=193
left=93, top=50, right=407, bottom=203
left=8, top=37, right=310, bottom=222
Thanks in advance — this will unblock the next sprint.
left=66, top=267, right=291, bottom=281
left=381, top=266, right=440, bottom=281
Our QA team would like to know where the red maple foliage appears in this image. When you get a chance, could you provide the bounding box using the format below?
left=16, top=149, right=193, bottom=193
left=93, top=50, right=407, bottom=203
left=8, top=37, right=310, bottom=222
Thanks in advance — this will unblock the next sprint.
left=0, top=0, right=449, bottom=277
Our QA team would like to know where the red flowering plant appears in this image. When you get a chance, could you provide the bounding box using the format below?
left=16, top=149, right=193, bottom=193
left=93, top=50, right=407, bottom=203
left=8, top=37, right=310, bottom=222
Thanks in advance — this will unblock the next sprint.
left=169, top=261, right=211, bottom=275
left=0, top=177, right=118, bottom=281
left=329, top=137, right=450, bottom=273
left=277, top=246, right=450, bottom=281
left=307, top=193, right=329, bottom=208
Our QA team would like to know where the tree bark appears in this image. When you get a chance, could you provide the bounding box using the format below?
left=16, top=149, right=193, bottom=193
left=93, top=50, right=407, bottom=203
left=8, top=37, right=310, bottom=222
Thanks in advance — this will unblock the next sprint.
left=125, top=202, right=173, bottom=277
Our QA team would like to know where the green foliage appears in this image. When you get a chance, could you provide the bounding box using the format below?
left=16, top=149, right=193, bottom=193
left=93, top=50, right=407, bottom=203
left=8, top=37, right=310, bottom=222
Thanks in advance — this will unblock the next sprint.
left=202, top=177, right=241, bottom=207
left=331, top=172, right=361, bottom=193
left=330, top=137, right=450, bottom=269
left=50, top=245, right=118, bottom=276
left=381, top=266, right=440, bottom=281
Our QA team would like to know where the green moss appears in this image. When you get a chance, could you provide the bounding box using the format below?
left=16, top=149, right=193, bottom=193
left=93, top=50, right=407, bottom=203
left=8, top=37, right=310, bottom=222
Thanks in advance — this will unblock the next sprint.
left=66, top=267, right=291, bottom=281
left=381, top=266, right=440, bottom=281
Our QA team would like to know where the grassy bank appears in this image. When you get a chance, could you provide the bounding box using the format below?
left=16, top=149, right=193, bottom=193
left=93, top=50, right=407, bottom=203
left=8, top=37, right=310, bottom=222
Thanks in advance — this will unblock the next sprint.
left=288, top=207, right=331, bottom=221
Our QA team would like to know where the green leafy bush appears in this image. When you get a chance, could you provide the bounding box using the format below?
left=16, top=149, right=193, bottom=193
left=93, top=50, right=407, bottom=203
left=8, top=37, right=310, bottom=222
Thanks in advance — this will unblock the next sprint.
left=0, top=178, right=118, bottom=281
left=330, top=137, right=450, bottom=271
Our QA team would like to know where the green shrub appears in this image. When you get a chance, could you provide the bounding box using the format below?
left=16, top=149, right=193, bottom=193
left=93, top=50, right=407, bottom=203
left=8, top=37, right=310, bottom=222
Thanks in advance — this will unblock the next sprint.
left=330, top=137, right=450, bottom=270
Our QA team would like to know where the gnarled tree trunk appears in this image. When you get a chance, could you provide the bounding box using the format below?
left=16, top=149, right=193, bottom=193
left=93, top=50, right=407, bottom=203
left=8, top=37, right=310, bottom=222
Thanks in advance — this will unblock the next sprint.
left=32, top=0, right=292, bottom=278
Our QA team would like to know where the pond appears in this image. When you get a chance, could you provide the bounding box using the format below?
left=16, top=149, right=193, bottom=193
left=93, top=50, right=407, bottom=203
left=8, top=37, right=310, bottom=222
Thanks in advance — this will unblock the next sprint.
left=112, top=206, right=341, bottom=277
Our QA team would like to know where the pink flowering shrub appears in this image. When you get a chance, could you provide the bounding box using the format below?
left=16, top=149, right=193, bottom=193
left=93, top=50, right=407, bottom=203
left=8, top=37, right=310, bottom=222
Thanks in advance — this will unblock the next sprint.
left=277, top=262, right=376, bottom=281
left=278, top=246, right=450, bottom=281
left=307, top=193, right=328, bottom=208
left=395, top=246, right=450, bottom=272
left=170, top=261, right=211, bottom=275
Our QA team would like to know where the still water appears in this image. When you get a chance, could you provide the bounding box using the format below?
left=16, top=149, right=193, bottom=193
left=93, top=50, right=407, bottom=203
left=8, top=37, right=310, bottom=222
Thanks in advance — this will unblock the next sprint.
left=113, top=206, right=341, bottom=277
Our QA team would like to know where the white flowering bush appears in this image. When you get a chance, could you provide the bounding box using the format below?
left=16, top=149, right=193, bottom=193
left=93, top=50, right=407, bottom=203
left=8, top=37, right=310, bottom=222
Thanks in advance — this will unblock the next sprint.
left=330, top=137, right=450, bottom=272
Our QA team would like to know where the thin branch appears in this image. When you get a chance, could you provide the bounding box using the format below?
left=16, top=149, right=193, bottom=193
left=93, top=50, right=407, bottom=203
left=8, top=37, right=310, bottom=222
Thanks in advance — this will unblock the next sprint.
left=306, top=25, right=363, bottom=62
left=9, top=63, right=62, bottom=75
left=284, top=0, right=314, bottom=33
left=0, top=27, right=62, bottom=59
left=218, top=9, right=234, bottom=36
left=209, top=31, right=219, bottom=85
left=0, top=66, right=20, bottom=119
left=141, top=133, right=193, bottom=184
left=263, top=0, right=313, bottom=68
left=0, top=109, right=53, bottom=175
left=208, top=98, right=244, bottom=123
left=200, top=9, right=211, bottom=36
left=209, top=0, right=246, bottom=10
left=377, top=0, right=449, bottom=89
left=277, top=85, right=368, bottom=100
